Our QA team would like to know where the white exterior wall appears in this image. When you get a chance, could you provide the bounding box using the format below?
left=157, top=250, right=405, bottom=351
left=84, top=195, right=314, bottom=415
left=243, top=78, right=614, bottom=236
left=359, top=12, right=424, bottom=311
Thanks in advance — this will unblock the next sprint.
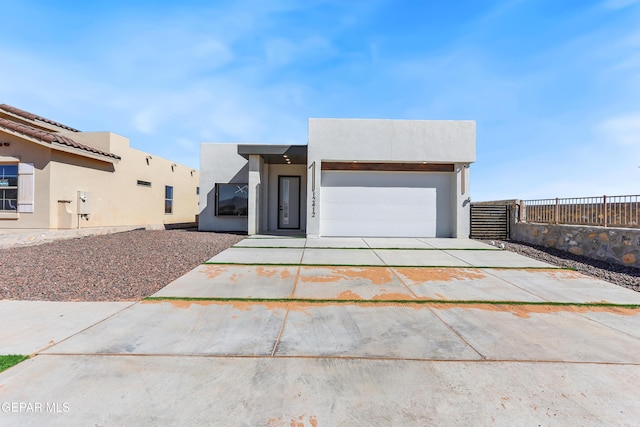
left=307, top=118, right=476, bottom=238
left=307, top=118, right=476, bottom=163
left=199, top=143, right=249, bottom=232
left=452, top=163, right=472, bottom=238
left=198, top=144, right=307, bottom=234
left=199, top=119, right=475, bottom=238
left=248, top=155, right=264, bottom=235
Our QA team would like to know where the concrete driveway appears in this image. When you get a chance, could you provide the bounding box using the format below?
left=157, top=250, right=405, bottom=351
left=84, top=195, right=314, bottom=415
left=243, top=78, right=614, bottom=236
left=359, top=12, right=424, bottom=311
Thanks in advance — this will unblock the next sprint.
left=1, top=237, right=640, bottom=426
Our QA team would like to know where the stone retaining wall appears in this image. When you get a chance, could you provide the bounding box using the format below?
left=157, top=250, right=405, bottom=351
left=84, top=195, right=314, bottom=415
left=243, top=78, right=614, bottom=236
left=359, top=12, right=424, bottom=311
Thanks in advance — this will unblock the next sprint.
left=511, top=221, right=640, bottom=269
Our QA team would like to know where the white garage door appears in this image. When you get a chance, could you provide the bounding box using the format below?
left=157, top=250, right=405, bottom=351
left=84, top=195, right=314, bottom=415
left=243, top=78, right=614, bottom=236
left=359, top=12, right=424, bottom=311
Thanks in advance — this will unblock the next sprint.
left=320, top=171, right=452, bottom=237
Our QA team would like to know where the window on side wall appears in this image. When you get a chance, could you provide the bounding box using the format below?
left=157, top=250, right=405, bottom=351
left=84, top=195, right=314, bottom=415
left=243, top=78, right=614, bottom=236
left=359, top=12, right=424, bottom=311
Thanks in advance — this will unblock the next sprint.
left=0, top=164, right=18, bottom=211
left=215, top=183, right=248, bottom=216
left=165, top=185, right=173, bottom=214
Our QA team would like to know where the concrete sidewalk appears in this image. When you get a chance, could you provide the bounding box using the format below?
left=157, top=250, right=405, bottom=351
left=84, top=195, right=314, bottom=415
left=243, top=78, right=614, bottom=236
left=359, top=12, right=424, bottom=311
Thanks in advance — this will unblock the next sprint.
left=0, top=301, right=134, bottom=355
left=1, top=237, right=640, bottom=426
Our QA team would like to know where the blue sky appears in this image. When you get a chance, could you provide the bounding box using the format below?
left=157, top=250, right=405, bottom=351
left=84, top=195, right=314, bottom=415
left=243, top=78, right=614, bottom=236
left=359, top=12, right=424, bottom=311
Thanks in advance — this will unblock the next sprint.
left=1, top=0, right=638, bottom=201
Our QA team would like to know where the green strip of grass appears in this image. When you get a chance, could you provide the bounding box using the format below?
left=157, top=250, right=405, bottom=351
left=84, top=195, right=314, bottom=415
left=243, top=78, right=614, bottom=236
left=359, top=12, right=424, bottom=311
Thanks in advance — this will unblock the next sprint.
left=144, top=296, right=640, bottom=309
left=232, top=246, right=306, bottom=249
left=203, top=262, right=385, bottom=267
left=232, top=246, right=499, bottom=251
left=243, top=236, right=306, bottom=239
left=0, top=355, right=29, bottom=372
left=202, top=261, right=572, bottom=270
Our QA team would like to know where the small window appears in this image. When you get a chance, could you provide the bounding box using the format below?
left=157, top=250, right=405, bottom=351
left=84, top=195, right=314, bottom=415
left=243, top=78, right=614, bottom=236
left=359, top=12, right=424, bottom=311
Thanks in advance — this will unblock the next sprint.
left=196, top=186, right=200, bottom=195
left=165, top=185, right=173, bottom=214
left=137, top=180, right=152, bottom=187
left=216, top=183, right=248, bottom=216
left=0, top=164, right=18, bottom=211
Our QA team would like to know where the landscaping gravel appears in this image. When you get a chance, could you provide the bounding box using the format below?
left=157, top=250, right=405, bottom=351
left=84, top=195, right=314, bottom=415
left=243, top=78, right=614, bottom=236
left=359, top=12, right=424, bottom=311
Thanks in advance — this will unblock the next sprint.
left=2, top=230, right=638, bottom=302
left=0, top=229, right=244, bottom=301
left=479, top=239, right=640, bottom=292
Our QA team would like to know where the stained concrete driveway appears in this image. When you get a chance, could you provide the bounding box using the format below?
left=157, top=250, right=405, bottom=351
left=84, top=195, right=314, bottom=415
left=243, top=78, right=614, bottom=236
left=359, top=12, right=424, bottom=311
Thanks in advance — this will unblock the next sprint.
left=1, top=237, right=640, bottom=426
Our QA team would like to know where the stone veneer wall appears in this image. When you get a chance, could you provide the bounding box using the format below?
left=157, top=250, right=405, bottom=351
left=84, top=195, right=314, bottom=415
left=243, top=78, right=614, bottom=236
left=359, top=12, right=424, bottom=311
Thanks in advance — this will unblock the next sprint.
left=511, top=222, right=640, bottom=269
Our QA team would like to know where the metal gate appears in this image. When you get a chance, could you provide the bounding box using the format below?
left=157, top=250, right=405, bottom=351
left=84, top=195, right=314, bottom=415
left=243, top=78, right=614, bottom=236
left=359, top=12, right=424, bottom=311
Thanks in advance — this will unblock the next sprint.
left=470, top=204, right=509, bottom=239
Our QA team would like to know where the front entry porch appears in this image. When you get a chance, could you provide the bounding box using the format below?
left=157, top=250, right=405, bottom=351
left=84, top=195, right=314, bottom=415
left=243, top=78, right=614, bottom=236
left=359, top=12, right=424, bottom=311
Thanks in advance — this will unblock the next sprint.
left=243, top=145, right=307, bottom=236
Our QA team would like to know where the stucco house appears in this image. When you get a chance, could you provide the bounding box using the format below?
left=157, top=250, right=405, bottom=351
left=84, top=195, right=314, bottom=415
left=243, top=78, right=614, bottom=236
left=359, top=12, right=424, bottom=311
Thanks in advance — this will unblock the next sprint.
left=0, top=104, right=199, bottom=230
left=199, top=118, right=475, bottom=238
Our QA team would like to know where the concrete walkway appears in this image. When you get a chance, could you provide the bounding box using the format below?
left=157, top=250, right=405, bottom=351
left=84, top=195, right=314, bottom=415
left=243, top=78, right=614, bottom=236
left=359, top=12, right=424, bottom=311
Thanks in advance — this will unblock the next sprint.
left=1, top=237, right=640, bottom=426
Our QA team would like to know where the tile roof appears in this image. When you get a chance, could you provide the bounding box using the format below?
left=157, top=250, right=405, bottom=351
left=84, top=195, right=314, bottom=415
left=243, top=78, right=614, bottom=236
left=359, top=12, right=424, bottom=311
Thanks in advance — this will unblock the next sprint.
left=0, top=118, right=121, bottom=160
left=0, top=104, right=81, bottom=132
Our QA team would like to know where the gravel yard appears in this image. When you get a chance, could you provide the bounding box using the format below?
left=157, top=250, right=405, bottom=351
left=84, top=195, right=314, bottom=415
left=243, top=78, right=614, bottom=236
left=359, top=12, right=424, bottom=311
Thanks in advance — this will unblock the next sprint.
left=1, top=230, right=638, bottom=302
left=0, top=229, right=244, bottom=301
left=481, top=239, right=640, bottom=292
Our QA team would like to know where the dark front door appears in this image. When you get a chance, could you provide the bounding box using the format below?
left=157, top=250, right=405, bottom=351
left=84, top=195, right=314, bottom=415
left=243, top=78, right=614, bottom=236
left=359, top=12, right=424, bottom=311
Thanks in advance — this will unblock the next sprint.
left=278, top=176, right=300, bottom=229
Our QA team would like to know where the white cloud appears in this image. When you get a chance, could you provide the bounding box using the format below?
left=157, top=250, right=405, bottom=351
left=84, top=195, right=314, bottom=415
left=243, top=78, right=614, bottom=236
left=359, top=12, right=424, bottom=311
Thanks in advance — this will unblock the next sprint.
left=597, top=113, right=640, bottom=146
left=602, top=0, right=640, bottom=10
left=133, top=109, right=158, bottom=134
left=190, top=38, right=234, bottom=66
left=264, top=36, right=333, bottom=68
left=177, top=138, right=196, bottom=150
left=264, top=38, right=297, bottom=67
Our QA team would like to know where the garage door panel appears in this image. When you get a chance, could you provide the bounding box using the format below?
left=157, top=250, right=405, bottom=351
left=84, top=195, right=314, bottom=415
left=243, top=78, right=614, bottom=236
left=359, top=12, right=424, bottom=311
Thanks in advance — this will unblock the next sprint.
left=321, top=187, right=434, bottom=205
left=322, top=171, right=442, bottom=188
left=320, top=171, right=446, bottom=237
left=320, top=219, right=435, bottom=237
left=321, top=198, right=436, bottom=221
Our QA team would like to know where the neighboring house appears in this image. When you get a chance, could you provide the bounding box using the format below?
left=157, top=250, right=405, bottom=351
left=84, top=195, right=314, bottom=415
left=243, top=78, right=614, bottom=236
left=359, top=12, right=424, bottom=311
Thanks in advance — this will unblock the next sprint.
left=0, top=104, right=199, bottom=230
left=199, top=118, right=476, bottom=238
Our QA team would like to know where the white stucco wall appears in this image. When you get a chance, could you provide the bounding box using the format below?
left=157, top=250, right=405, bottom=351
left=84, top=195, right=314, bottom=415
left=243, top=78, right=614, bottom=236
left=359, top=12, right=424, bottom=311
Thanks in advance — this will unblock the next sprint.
left=199, top=143, right=308, bottom=234
left=199, top=143, right=249, bottom=232
left=306, top=119, right=475, bottom=238
left=199, top=119, right=475, bottom=238
left=307, top=118, right=476, bottom=163
left=452, top=163, right=472, bottom=238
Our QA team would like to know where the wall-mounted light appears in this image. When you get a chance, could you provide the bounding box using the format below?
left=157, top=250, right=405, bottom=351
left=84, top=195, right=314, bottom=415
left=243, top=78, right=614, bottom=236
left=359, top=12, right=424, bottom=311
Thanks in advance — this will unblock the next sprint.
left=171, top=163, right=177, bottom=172
left=308, top=161, right=316, bottom=191
left=145, top=155, right=152, bottom=165
left=190, top=169, right=196, bottom=177
left=461, top=163, right=469, bottom=195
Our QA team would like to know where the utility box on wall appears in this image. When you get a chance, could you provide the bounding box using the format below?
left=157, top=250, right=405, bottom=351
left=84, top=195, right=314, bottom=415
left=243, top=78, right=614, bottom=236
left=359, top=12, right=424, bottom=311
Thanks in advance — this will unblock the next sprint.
left=77, top=191, right=91, bottom=215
